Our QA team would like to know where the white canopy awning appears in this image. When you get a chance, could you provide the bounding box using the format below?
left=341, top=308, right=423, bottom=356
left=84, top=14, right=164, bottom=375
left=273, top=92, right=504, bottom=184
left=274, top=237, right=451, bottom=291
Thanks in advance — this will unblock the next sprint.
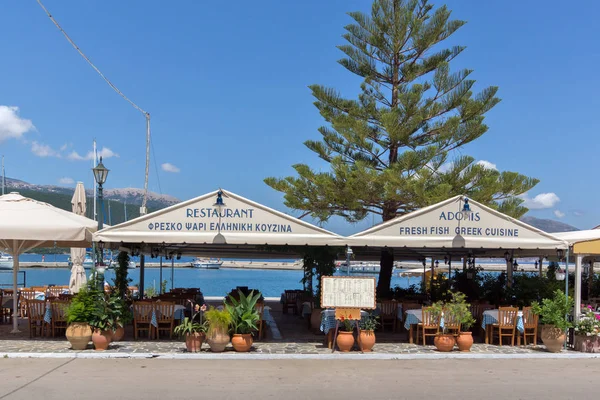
left=94, top=189, right=345, bottom=253
left=348, top=195, right=568, bottom=259
left=0, top=192, right=97, bottom=333
left=552, top=230, right=600, bottom=244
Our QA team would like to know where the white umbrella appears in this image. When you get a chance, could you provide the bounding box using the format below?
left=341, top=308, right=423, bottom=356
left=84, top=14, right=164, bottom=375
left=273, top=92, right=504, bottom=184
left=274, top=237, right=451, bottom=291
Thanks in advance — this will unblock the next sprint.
left=0, top=192, right=97, bottom=332
left=69, top=182, right=88, bottom=294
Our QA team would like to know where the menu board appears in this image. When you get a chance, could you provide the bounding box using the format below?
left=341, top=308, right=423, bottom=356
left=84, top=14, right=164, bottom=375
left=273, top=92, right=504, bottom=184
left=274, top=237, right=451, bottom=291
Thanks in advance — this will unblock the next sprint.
left=321, top=276, right=376, bottom=309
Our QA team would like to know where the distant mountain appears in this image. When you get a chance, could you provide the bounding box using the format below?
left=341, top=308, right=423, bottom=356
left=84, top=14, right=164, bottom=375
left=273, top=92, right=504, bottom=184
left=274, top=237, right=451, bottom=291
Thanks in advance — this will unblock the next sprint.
left=2, top=176, right=178, bottom=224
left=520, top=216, right=579, bottom=233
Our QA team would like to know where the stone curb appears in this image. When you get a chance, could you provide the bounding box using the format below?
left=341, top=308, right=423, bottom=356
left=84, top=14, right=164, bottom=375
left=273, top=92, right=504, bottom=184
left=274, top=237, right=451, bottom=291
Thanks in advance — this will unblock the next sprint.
left=2, top=352, right=600, bottom=360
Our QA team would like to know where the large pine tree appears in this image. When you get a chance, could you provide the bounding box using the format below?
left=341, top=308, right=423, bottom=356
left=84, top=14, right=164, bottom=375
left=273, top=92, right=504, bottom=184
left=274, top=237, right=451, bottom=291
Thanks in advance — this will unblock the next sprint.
left=265, top=0, right=538, bottom=296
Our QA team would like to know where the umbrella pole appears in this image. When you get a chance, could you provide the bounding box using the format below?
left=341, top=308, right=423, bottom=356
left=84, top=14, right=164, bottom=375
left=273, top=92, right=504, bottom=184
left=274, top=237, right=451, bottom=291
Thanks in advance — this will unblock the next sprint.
left=159, top=256, right=163, bottom=295
left=171, top=258, right=174, bottom=291
left=11, top=240, right=19, bottom=333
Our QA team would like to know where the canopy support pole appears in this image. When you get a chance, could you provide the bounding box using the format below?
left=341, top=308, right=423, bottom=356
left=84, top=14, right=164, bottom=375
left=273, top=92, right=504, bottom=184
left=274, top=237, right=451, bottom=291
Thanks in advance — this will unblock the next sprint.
left=506, top=255, right=513, bottom=288
left=159, top=256, right=163, bottom=295
left=171, top=257, right=174, bottom=291
left=589, top=260, right=594, bottom=300
left=574, top=254, right=583, bottom=319
left=139, top=255, right=145, bottom=299
left=539, top=257, right=543, bottom=278
left=11, top=240, right=20, bottom=333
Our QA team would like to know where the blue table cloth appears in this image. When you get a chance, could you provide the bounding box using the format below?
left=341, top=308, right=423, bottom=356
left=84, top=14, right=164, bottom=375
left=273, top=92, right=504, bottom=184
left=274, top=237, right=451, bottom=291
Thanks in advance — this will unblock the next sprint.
left=320, top=309, right=369, bottom=333
left=403, top=310, right=445, bottom=331
left=481, top=310, right=524, bottom=333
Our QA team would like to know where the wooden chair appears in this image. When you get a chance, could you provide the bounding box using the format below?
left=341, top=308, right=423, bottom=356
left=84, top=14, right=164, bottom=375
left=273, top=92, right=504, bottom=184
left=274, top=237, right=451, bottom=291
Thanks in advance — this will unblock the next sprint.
left=379, top=300, right=399, bottom=333
left=283, top=290, right=300, bottom=314
left=490, top=307, right=518, bottom=346
left=58, top=293, right=74, bottom=300
left=26, top=299, right=47, bottom=338
left=255, top=301, right=265, bottom=340
left=50, top=300, right=70, bottom=337
left=154, top=301, right=176, bottom=339
left=520, top=306, right=539, bottom=346
left=19, top=289, right=37, bottom=317
left=1, top=289, right=14, bottom=323
left=443, top=308, right=461, bottom=335
left=31, top=286, right=47, bottom=293
left=133, top=301, right=155, bottom=340
left=47, top=286, right=66, bottom=298
left=417, top=307, right=440, bottom=345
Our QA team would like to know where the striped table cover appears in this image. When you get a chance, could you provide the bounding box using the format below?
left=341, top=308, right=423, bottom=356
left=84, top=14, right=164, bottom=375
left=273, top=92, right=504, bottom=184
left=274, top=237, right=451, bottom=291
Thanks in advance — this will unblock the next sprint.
left=319, top=309, right=369, bottom=333
left=151, top=305, right=186, bottom=327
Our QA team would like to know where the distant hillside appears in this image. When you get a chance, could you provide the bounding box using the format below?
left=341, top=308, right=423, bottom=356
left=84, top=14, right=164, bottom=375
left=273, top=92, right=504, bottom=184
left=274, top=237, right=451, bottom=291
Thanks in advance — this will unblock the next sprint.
left=2, top=177, right=176, bottom=225
left=520, top=216, right=579, bottom=233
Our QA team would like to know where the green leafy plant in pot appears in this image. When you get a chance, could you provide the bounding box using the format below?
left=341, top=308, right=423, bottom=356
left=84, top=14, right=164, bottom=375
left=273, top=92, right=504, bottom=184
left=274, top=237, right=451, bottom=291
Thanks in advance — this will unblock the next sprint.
left=108, top=292, right=132, bottom=341
left=447, top=291, right=476, bottom=351
left=532, top=289, right=573, bottom=353
left=430, top=299, right=455, bottom=352
left=358, top=313, right=379, bottom=352
left=88, top=291, right=118, bottom=351
left=65, top=286, right=95, bottom=350
left=204, top=306, right=232, bottom=352
left=225, top=290, right=261, bottom=352
left=174, top=302, right=207, bottom=352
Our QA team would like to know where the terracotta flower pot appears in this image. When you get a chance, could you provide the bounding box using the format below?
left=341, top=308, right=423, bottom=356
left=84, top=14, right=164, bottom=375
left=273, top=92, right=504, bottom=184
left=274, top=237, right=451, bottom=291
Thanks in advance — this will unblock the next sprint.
left=92, top=329, right=112, bottom=351
left=231, top=333, right=253, bottom=352
left=456, top=332, right=473, bottom=352
left=541, top=325, right=565, bottom=353
left=434, top=334, right=455, bottom=352
left=207, top=331, right=230, bottom=353
left=66, top=322, right=92, bottom=350
left=359, top=330, right=376, bottom=352
left=185, top=332, right=205, bottom=352
left=336, top=331, right=355, bottom=352
left=113, top=326, right=125, bottom=342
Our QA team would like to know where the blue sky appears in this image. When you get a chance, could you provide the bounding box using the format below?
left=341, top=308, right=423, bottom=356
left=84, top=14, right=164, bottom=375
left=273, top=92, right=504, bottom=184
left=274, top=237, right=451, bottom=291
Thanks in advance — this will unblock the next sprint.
left=0, top=0, right=598, bottom=234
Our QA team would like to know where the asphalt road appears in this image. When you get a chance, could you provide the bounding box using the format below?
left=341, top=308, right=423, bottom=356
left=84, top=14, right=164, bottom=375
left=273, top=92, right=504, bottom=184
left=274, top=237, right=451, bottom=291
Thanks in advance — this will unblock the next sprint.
left=0, top=358, right=597, bottom=400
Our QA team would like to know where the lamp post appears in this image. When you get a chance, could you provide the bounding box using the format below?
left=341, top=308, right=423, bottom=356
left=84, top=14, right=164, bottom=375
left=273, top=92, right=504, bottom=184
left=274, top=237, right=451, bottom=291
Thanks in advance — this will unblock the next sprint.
left=92, top=157, right=109, bottom=288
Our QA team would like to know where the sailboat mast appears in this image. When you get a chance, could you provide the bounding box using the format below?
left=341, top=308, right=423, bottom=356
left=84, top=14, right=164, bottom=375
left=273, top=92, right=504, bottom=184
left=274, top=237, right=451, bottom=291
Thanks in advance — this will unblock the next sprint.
left=1, top=155, right=5, bottom=195
left=124, top=201, right=128, bottom=221
left=108, top=200, right=112, bottom=225
left=93, top=139, right=97, bottom=222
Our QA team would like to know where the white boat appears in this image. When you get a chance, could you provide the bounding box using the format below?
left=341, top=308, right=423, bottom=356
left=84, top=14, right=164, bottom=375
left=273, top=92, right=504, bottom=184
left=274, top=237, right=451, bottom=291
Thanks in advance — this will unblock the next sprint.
left=0, top=253, right=13, bottom=270
left=338, top=261, right=381, bottom=274
left=192, top=258, right=222, bottom=269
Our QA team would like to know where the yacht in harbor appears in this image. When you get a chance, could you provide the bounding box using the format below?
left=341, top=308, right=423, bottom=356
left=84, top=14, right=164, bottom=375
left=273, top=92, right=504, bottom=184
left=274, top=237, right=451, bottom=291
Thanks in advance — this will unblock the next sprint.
left=338, top=261, right=382, bottom=274
left=0, top=253, right=13, bottom=270
left=192, top=258, right=223, bottom=269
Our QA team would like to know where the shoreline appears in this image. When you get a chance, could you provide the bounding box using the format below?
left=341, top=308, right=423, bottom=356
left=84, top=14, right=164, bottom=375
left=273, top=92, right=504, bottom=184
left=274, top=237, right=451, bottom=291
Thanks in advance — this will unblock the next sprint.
left=11, top=261, right=304, bottom=271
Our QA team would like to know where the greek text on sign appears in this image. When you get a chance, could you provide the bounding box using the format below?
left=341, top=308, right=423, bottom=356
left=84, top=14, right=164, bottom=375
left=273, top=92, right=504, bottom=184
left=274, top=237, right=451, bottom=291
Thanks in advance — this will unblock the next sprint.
left=321, top=277, right=376, bottom=309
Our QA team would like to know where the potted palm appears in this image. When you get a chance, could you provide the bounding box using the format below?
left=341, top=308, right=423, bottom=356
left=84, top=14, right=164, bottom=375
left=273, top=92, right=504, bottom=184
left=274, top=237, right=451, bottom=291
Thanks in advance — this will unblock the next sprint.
left=448, top=292, right=476, bottom=351
left=336, top=317, right=356, bottom=352
left=225, top=290, right=261, bottom=352
left=358, top=313, right=379, bottom=352
left=65, top=287, right=94, bottom=350
left=204, top=306, right=232, bottom=352
left=109, top=294, right=132, bottom=341
left=532, top=289, right=573, bottom=353
left=174, top=302, right=207, bottom=352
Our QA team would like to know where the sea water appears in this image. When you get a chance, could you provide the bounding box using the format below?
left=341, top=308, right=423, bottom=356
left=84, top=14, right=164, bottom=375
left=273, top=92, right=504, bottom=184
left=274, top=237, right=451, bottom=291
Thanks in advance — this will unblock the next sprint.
left=0, top=267, right=418, bottom=297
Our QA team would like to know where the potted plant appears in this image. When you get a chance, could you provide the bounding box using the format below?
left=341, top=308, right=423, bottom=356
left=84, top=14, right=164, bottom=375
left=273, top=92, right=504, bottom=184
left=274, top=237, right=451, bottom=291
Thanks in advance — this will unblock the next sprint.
left=448, top=292, right=476, bottom=351
left=532, top=289, right=573, bottom=353
left=358, top=313, right=379, bottom=352
left=107, top=292, right=132, bottom=341
left=204, top=306, right=232, bottom=352
left=88, top=294, right=117, bottom=351
left=430, top=300, right=454, bottom=352
left=336, top=317, right=355, bottom=352
left=65, top=286, right=94, bottom=350
left=573, top=305, right=600, bottom=353
left=225, top=290, right=261, bottom=352
left=174, top=302, right=207, bottom=352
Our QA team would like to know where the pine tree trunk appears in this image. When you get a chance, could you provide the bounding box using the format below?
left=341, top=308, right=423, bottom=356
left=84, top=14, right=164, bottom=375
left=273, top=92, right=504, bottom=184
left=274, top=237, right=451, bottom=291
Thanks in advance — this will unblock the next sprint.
left=377, top=249, right=394, bottom=298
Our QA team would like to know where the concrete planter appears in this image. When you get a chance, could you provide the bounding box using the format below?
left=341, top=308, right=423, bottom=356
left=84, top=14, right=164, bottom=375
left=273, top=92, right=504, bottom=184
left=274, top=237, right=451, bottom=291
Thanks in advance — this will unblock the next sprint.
left=574, top=335, right=600, bottom=353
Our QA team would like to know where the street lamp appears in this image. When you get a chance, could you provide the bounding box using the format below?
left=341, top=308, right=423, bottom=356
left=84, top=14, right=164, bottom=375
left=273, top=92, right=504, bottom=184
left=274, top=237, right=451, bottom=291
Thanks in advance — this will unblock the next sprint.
left=92, top=157, right=109, bottom=288
left=512, top=258, right=519, bottom=272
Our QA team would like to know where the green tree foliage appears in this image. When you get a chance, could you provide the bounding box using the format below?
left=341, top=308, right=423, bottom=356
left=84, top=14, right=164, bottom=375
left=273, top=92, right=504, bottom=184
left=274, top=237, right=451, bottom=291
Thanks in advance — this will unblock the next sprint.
left=265, top=0, right=539, bottom=296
